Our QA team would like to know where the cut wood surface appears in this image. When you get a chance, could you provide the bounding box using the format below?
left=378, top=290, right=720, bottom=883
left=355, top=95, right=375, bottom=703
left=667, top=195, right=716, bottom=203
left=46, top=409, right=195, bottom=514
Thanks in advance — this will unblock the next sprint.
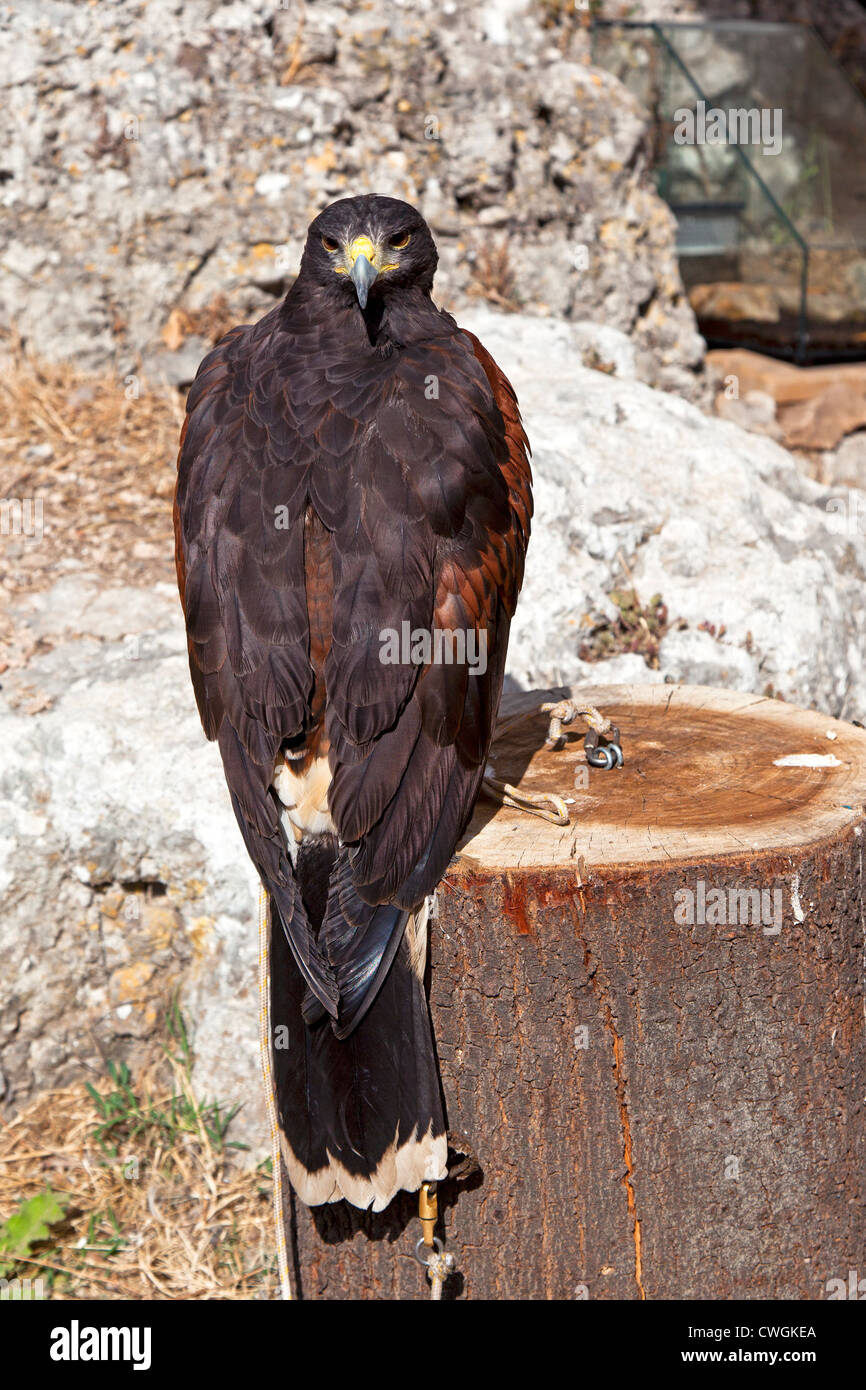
left=287, top=684, right=866, bottom=1300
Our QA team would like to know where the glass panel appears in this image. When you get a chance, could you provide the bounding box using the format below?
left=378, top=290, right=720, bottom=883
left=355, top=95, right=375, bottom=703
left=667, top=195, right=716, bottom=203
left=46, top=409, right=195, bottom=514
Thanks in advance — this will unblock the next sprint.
left=593, top=20, right=866, bottom=361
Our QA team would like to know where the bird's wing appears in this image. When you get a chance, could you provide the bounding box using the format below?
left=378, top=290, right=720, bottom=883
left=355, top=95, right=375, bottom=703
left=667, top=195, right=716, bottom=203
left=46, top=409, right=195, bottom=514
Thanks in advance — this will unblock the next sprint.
left=324, top=324, right=531, bottom=1024
left=174, top=313, right=339, bottom=1014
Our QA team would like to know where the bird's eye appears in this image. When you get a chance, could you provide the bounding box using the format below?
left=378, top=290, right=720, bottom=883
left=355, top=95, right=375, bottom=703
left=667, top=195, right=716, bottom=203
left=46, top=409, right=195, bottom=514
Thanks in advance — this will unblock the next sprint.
left=321, top=236, right=340, bottom=253
left=389, top=231, right=412, bottom=250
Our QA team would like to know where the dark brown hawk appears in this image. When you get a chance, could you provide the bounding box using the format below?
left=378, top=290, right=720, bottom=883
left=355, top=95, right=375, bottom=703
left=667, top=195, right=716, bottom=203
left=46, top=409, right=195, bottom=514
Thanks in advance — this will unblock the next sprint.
left=174, top=194, right=532, bottom=1210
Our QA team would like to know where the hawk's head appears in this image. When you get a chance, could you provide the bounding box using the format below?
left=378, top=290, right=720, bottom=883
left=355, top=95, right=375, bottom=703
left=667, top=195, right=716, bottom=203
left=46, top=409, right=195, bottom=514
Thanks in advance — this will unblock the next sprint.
left=300, top=195, right=438, bottom=310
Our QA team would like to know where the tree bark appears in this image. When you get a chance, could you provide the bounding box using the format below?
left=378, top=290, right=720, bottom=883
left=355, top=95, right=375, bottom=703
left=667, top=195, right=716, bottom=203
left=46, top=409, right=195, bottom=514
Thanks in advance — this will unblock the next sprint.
left=287, top=684, right=866, bottom=1300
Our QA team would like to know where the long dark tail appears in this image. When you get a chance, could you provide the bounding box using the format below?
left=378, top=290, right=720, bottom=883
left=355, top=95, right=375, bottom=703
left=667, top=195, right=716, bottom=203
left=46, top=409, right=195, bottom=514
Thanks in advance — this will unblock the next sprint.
left=270, top=838, right=447, bottom=1211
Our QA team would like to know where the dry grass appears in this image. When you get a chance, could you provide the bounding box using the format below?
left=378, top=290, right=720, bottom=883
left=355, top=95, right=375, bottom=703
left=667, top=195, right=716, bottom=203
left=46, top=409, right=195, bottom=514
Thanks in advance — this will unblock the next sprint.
left=161, top=294, right=235, bottom=352
left=0, top=337, right=185, bottom=676
left=466, top=236, right=522, bottom=312
left=0, top=1019, right=277, bottom=1300
left=0, top=336, right=182, bottom=603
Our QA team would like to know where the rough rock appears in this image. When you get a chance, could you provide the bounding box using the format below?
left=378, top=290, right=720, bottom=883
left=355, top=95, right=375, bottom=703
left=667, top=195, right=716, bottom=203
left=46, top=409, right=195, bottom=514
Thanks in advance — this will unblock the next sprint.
left=0, top=0, right=704, bottom=396
left=708, top=349, right=866, bottom=451
left=707, top=350, right=866, bottom=406
left=715, top=388, right=781, bottom=440
left=690, top=282, right=781, bottom=325
left=777, top=384, right=866, bottom=452
left=459, top=308, right=866, bottom=715
left=821, top=430, right=866, bottom=490
left=0, top=578, right=265, bottom=1148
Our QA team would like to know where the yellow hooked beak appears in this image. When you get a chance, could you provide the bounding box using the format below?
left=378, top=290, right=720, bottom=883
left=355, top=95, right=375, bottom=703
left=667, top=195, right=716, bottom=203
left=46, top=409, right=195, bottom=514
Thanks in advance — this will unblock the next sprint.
left=344, top=235, right=379, bottom=309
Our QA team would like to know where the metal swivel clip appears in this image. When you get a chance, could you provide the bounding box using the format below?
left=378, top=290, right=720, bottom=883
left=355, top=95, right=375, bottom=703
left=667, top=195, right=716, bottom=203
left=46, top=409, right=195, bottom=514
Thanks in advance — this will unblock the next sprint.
left=584, top=724, right=624, bottom=770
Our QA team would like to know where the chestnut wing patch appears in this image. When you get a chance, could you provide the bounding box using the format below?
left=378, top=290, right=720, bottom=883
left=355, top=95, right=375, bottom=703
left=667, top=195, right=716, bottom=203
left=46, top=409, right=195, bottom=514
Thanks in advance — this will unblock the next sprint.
left=327, top=324, right=532, bottom=910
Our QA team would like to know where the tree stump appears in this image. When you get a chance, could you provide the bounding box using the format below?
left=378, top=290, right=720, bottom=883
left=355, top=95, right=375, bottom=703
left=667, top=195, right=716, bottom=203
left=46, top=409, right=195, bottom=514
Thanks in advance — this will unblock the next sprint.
left=286, top=684, right=866, bottom=1300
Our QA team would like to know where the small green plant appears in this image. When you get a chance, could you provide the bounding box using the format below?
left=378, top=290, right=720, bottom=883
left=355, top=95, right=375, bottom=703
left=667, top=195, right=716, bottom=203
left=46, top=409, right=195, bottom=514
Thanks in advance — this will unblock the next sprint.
left=85, top=1002, right=246, bottom=1157
left=0, top=1005, right=270, bottom=1298
left=82, top=1204, right=127, bottom=1259
left=0, top=1190, right=70, bottom=1278
left=579, top=587, right=680, bottom=669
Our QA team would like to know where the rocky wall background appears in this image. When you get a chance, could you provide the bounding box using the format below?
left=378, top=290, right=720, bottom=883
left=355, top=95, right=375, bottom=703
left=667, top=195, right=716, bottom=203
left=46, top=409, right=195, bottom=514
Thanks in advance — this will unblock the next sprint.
left=0, top=0, right=704, bottom=395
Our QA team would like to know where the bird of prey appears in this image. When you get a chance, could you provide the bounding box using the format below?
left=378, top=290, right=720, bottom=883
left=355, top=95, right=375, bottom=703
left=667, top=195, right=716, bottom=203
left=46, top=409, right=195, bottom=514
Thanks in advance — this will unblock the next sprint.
left=174, top=194, right=532, bottom=1211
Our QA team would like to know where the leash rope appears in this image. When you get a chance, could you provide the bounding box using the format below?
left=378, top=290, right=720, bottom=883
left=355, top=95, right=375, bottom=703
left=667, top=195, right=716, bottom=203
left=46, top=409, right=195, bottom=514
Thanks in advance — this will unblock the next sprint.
left=415, top=1181, right=455, bottom=1298
left=258, top=883, right=293, bottom=1301
left=481, top=700, right=624, bottom=826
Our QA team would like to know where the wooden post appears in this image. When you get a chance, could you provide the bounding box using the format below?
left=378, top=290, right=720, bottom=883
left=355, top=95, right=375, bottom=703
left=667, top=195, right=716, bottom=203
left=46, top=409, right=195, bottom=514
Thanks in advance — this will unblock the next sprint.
left=286, top=684, right=866, bottom=1300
